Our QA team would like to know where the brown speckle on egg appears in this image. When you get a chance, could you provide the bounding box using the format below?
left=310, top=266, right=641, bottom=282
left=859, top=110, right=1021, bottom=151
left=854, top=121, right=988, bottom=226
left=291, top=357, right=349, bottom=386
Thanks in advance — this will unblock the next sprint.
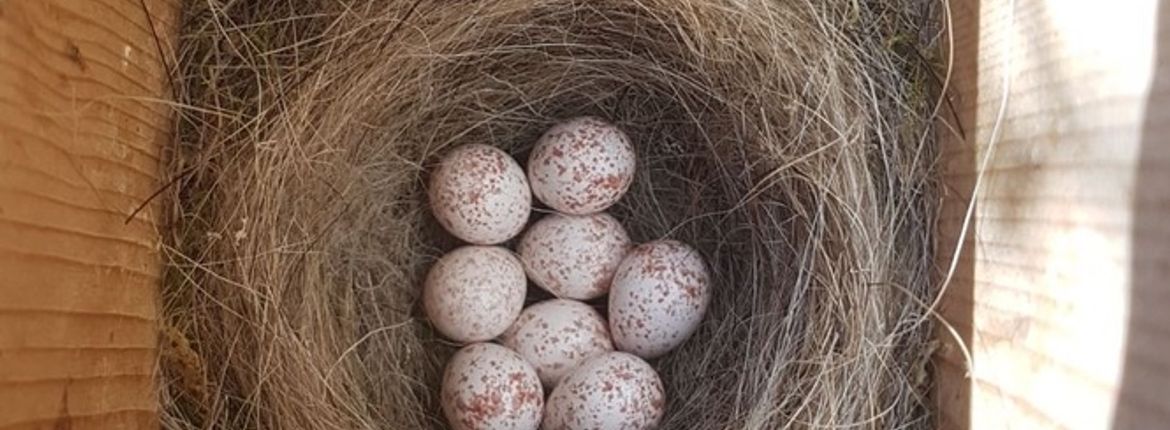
left=527, top=117, right=636, bottom=215
left=609, top=240, right=711, bottom=359
left=518, top=212, right=631, bottom=300
left=423, top=246, right=527, bottom=343
left=543, top=352, right=665, bottom=430
left=429, top=144, right=531, bottom=245
left=499, top=299, right=614, bottom=387
left=442, top=343, right=543, bottom=430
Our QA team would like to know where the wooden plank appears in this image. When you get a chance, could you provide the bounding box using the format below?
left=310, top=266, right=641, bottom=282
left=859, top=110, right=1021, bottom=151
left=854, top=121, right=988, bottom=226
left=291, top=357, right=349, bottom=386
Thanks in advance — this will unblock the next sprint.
left=936, top=0, right=1170, bottom=428
left=934, top=0, right=978, bottom=428
left=0, top=0, right=175, bottom=428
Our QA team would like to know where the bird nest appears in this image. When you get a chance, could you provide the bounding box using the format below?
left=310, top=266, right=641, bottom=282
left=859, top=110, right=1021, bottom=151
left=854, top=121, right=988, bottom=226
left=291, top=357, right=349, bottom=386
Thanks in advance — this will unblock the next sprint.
left=160, top=0, right=946, bottom=428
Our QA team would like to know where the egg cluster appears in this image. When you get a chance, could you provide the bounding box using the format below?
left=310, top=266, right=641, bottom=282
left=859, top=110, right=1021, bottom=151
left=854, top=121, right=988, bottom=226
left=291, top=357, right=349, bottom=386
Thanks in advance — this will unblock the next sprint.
left=424, top=117, right=711, bottom=430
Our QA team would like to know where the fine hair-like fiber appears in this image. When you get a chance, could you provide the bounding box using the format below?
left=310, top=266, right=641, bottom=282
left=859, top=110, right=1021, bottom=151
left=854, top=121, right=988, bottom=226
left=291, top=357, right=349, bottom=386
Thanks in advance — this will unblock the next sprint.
left=160, top=0, right=946, bottom=428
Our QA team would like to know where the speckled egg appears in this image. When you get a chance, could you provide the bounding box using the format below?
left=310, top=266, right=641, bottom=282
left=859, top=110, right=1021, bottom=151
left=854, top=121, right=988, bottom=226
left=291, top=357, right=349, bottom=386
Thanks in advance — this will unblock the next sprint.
left=423, top=246, right=526, bottom=343
left=517, top=213, right=631, bottom=300
left=498, top=299, right=614, bottom=387
left=609, top=240, right=711, bottom=359
left=543, top=352, right=665, bottom=430
left=429, top=144, right=531, bottom=245
left=441, top=343, right=543, bottom=430
left=527, top=117, right=636, bottom=215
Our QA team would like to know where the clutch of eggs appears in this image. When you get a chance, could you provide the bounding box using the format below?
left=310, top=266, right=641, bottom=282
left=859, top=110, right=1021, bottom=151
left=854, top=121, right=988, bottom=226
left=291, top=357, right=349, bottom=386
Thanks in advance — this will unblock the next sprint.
left=428, top=118, right=713, bottom=430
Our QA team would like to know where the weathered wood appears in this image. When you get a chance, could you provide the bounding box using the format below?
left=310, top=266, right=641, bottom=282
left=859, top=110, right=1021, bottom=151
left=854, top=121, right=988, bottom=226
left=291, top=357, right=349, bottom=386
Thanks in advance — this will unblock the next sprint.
left=936, top=0, right=1170, bottom=428
left=0, top=0, right=175, bottom=428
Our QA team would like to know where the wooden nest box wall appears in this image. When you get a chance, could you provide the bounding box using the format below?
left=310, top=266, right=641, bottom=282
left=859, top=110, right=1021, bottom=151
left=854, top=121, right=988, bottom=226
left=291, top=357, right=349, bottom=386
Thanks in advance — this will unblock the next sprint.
left=1, top=0, right=1167, bottom=428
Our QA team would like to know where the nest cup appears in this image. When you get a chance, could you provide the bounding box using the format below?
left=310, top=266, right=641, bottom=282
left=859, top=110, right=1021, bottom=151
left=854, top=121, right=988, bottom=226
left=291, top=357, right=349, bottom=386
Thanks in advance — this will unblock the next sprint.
left=162, top=0, right=942, bottom=429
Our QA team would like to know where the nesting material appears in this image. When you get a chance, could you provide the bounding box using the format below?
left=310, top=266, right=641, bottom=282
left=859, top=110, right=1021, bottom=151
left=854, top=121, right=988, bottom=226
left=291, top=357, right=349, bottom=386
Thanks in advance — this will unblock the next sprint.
left=160, top=0, right=945, bottom=429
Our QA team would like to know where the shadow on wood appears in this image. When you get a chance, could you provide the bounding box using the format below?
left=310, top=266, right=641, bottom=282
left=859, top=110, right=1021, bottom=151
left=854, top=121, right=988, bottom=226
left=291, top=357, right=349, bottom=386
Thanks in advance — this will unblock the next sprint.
left=1115, top=0, right=1170, bottom=427
left=934, top=0, right=979, bottom=427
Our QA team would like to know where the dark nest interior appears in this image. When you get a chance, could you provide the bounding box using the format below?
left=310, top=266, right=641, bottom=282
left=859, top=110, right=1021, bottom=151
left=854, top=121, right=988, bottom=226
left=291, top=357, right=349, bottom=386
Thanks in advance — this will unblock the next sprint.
left=159, top=0, right=949, bottom=428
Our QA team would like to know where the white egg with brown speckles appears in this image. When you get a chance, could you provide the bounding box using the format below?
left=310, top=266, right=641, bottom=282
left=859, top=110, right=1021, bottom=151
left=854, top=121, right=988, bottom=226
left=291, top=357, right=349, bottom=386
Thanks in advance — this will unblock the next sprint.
left=517, top=213, right=631, bottom=300
left=499, top=299, right=614, bottom=387
left=423, top=246, right=526, bottom=343
left=441, top=343, right=543, bottom=430
left=609, top=240, right=710, bottom=359
left=527, top=117, right=636, bottom=215
left=429, top=144, right=531, bottom=245
left=543, top=351, right=665, bottom=430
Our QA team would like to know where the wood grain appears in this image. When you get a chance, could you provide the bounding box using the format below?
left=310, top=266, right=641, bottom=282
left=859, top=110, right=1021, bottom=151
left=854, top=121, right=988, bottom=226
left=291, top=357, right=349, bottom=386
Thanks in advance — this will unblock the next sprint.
left=0, top=0, right=175, bottom=428
left=935, top=0, right=1170, bottom=428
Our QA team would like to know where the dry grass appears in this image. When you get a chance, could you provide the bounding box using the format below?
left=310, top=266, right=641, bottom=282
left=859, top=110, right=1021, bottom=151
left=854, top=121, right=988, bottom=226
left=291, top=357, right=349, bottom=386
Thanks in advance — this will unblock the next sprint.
left=159, top=0, right=948, bottom=428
